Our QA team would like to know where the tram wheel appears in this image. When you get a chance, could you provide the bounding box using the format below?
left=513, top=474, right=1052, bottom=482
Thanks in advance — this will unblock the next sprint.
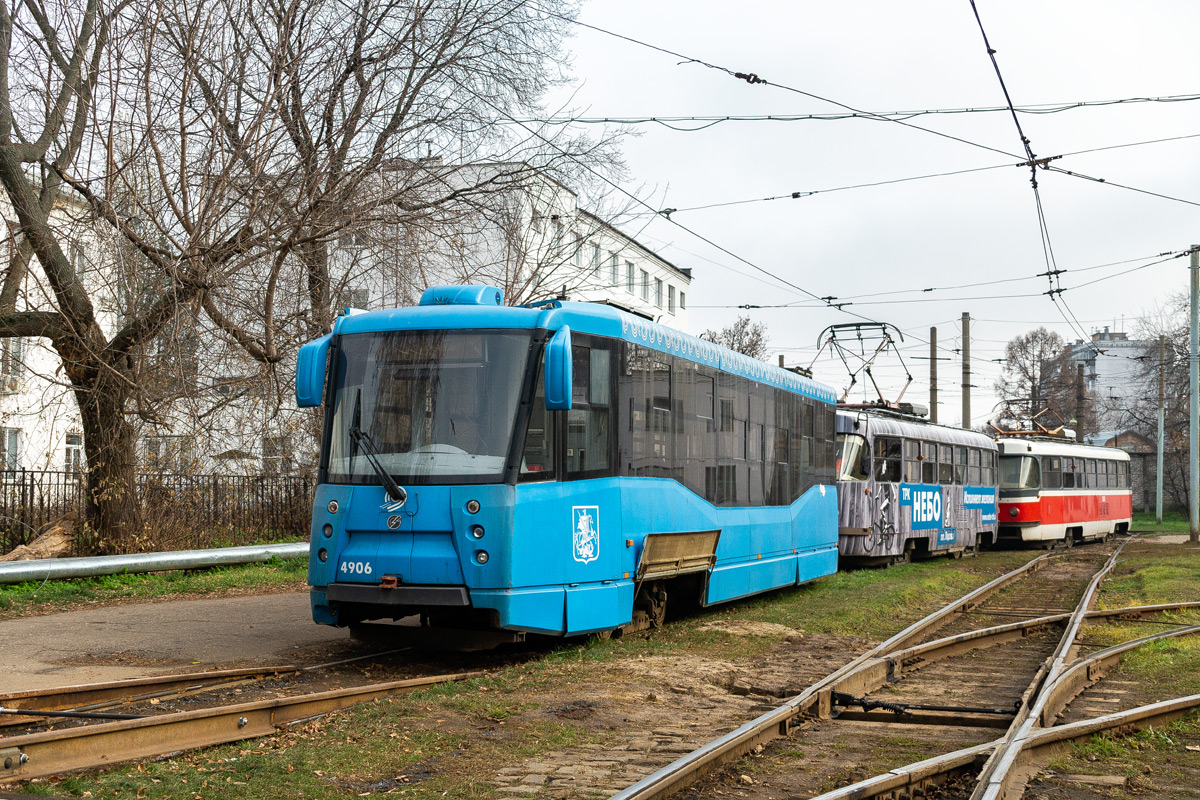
left=1062, top=532, right=1075, bottom=549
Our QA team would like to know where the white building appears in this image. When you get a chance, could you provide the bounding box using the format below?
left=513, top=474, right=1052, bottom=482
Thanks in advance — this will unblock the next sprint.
left=1067, top=327, right=1152, bottom=431
left=330, top=165, right=692, bottom=328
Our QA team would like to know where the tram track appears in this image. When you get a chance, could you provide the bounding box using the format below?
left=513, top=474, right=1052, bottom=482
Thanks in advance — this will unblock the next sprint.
left=609, top=538, right=1200, bottom=800
left=5, top=541, right=1198, bottom=794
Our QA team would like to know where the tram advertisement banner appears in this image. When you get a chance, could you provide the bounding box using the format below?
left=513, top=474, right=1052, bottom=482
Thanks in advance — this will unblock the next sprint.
left=962, top=487, right=997, bottom=525
left=899, top=483, right=942, bottom=531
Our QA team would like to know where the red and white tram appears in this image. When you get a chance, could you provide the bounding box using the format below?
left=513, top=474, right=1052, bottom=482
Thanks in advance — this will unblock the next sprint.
left=997, top=438, right=1132, bottom=546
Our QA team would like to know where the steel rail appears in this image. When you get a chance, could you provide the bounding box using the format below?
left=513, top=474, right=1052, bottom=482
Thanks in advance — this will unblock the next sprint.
left=607, top=551, right=1055, bottom=800
left=0, top=667, right=298, bottom=728
left=805, top=693, right=1200, bottom=800
left=807, top=612, right=1200, bottom=800
left=0, top=671, right=483, bottom=781
left=884, top=598, right=1200, bottom=680
left=970, top=538, right=1133, bottom=800
left=0, top=542, right=308, bottom=586
left=1040, top=624, right=1200, bottom=725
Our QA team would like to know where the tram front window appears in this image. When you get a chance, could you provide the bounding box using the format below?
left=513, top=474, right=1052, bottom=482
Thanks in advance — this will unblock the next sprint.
left=999, top=455, right=1040, bottom=490
left=326, top=330, right=532, bottom=485
left=836, top=434, right=868, bottom=481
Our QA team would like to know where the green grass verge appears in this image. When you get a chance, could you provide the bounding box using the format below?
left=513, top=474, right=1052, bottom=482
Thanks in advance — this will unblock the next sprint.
left=0, top=557, right=308, bottom=620
left=1132, top=510, right=1193, bottom=535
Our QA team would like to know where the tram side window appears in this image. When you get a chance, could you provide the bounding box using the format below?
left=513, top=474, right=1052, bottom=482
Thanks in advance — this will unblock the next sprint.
left=1043, top=456, right=1062, bottom=489
left=1098, top=460, right=1110, bottom=489
left=954, top=446, right=968, bottom=485
left=983, top=451, right=996, bottom=486
left=1122, top=461, right=1131, bottom=488
left=1061, top=458, right=1077, bottom=488
left=903, top=440, right=921, bottom=483
left=921, top=441, right=937, bottom=484
left=520, top=360, right=555, bottom=480
left=874, top=437, right=902, bottom=483
left=767, top=427, right=790, bottom=504
left=566, top=341, right=613, bottom=478
left=968, top=449, right=981, bottom=485
left=938, top=444, right=953, bottom=484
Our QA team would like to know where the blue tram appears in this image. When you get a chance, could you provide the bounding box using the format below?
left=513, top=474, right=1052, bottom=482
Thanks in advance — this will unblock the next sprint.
left=296, top=286, right=840, bottom=638
left=835, top=407, right=999, bottom=565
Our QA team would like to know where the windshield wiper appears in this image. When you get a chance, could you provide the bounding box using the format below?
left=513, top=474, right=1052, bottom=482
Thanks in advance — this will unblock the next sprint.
left=349, top=425, right=408, bottom=510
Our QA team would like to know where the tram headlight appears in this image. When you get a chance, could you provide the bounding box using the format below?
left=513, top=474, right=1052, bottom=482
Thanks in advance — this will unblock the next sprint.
left=327, top=500, right=339, bottom=514
left=470, top=525, right=485, bottom=539
left=318, top=548, right=329, bottom=562
left=322, top=523, right=333, bottom=538
left=466, top=500, right=481, bottom=514
left=474, top=549, right=489, bottom=565
left=1009, top=507, right=1019, bottom=518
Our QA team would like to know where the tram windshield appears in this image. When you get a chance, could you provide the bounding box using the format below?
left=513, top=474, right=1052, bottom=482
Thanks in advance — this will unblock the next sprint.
left=835, top=433, right=868, bottom=481
left=999, top=455, right=1040, bottom=490
left=326, top=330, right=532, bottom=485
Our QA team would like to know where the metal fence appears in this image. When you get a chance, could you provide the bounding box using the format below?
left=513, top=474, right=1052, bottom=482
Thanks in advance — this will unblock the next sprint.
left=0, top=470, right=314, bottom=555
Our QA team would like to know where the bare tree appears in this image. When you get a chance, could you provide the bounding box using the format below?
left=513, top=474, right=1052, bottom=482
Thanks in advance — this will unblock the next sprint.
left=704, top=316, right=769, bottom=360
left=0, top=0, right=617, bottom=548
left=995, top=328, right=1080, bottom=422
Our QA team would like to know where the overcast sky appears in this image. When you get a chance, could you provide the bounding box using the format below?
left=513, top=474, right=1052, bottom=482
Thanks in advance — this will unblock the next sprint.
left=543, top=0, right=1200, bottom=427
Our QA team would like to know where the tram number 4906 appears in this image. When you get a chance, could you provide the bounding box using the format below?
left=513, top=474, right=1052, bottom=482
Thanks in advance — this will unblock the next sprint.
left=340, top=561, right=373, bottom=576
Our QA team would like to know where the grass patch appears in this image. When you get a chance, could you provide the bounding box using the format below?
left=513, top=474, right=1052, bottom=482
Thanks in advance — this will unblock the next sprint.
left=0, top=557, right=308, bottom=620
left=1097, top=544, right=1200, bottom=609
left=1045, top=713, right=1200, bottom=792
left=1133, top=510, right=1192, bottom=535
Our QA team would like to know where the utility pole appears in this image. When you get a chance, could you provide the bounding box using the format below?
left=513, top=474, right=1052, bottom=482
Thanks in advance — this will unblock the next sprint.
left=961, top=312, right=971, bottom=428
left=1075, top=363, right=1087, bottom=440
left=1158, top=334, right=1166, bottom=525
left=930, top=327, right=938, bottom=424
left=1190, top=245, right=1199, bottom=543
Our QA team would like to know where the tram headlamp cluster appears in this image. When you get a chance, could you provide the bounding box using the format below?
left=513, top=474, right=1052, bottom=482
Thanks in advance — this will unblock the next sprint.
left=466, top=500, right=481, bottom=514
left=474, top=550, right=489, bottom=564
left=470, top=525, right=485, bottom=539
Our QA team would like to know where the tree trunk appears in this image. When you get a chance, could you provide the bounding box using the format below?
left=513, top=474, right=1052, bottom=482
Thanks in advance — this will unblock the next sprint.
left=72, top=372, right=144, bottom=554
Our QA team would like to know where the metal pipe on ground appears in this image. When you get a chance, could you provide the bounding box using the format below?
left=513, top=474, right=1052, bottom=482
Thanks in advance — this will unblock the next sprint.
left=0, top=542, right=308, bottom=586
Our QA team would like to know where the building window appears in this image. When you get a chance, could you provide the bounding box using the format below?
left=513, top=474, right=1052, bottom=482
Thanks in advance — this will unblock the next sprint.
left=609, top=254, right=619, bottom=286
left=668, top=285, right=676, bottom=314
left=1, top=337, right=23, bottom=377
left=145, top=435, right=194, bottom=474
left=626, top=262, right=635, bottom=293
left=573, top=235, right=583, bottom=268
left=654, top=278, right=663, bottom=308
left=640, top=270, right=649, bottom=302
left=262, top=436, right=292, bottom=475
left=65, top=432, right=84, bottom=473
left=680, top=291, right=687, bottom=310
left=591, top=243, right=601, bottom=276
left=1, top=428, right=20, bottom=469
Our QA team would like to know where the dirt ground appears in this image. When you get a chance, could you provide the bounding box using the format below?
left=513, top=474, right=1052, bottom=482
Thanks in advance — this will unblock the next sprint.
left=0, top=590, right=347, bottom=692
